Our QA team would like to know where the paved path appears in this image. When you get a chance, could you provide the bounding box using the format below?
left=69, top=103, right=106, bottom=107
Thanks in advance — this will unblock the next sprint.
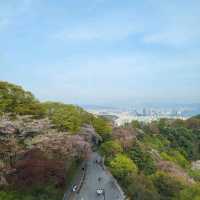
left=73, top=152, right=125, bottom=200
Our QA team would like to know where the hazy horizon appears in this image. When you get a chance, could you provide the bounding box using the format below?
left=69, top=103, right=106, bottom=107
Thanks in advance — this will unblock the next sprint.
left=1, top=0, right=200, bottom=106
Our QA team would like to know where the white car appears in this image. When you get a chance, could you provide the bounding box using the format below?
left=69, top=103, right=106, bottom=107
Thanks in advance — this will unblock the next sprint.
left=96, top=188, right=104, bottom=195
left=72, top=185, right=78, bottom=192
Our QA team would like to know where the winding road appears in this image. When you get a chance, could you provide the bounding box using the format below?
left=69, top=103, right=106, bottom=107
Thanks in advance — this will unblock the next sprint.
left=64, top=152, right=125, bottom=200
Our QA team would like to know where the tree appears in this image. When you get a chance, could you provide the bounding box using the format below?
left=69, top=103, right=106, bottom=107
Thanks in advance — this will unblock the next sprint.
left=124, top=174, right=160, bottom=200
left=0, top=81, right=45, bottom=118
left=131, top=120, right=141, bottom=129
left=160, top=127, right=199, bottom=160
left=43, top=102, right=91, bottom=133
left=129, top=144, right=156, bottom=175
left=91, top=117, right=112, bottom=140
left=109, top=154, right=138, bottom=180
left=185, top=118, right=200, bottom=130
left=152, top=171, right=184, bottom=200
left=100, top=140, right=123, bottom=159
left=112, top=127, right=136, bottom=150
left=179, top=184, right=200, bottom=200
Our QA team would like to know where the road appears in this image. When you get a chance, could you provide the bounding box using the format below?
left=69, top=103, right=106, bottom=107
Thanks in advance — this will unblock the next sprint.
left=71, top=152, right=125, bottom=200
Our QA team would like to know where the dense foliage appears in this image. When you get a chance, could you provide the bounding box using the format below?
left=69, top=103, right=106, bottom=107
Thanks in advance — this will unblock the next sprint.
left=0, top=81, right=112, bottom=135
left=42, top=102, right=92, bottom=132
left=128, top=143, right=157, bottom=175
left=122, top=174, right=160, bottom=200
left=99, top=116, right=200, bottom=200
left=109, top=154, right=138, bottom=180
left=100, top=140, right=123, bottom=159
left=151, top=171, right=184, bottom=200
left=0, top=81, right=112, bottom=200
left=0, top=81, right=44, bottom=118
left=91, top=116, right=112, bottom=140
left=160, top=127, right=200, bottom=160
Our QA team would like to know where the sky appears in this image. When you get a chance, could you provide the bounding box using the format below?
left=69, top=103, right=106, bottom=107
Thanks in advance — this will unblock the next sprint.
left=0, top=0, right=200, bottom=106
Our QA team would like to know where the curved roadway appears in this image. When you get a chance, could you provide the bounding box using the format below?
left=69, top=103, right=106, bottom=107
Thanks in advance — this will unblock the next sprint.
left=64, top=152, right=125, bottom=200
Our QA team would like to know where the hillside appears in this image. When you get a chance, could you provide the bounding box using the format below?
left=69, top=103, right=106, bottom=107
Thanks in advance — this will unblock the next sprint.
left=0, top=81, right=200, bottom=200
left=99, top=118, right=200, bottom=199
left=0, top=81, right=111, bottom=200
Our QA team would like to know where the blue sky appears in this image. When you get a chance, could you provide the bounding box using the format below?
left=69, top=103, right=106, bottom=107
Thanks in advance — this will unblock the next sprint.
left=0, top=0, right=200, bottom=106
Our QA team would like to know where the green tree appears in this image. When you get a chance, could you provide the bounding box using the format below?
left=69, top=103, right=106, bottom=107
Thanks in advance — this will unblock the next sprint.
left=131, top=120, right=141, bottom=129
left=129, top=144, right=156, bottom=175
left=100, top=140, right=123, bottom=159
left=109, top=154, right=138, bottom=180
left=179, top=184, right=200, bottom=200
left=0, top=81, right=45, bottom=118
left=161, top=127, right=199, bottom=160
left=124, top=174, right=160, bottom=200
left=91, top=117, right=112, bottom=140
left=160, top=150, right=189, bottom=168
left=44, top=103, right=85, bottom=132
left=152, top=171, right=184, bottom=200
